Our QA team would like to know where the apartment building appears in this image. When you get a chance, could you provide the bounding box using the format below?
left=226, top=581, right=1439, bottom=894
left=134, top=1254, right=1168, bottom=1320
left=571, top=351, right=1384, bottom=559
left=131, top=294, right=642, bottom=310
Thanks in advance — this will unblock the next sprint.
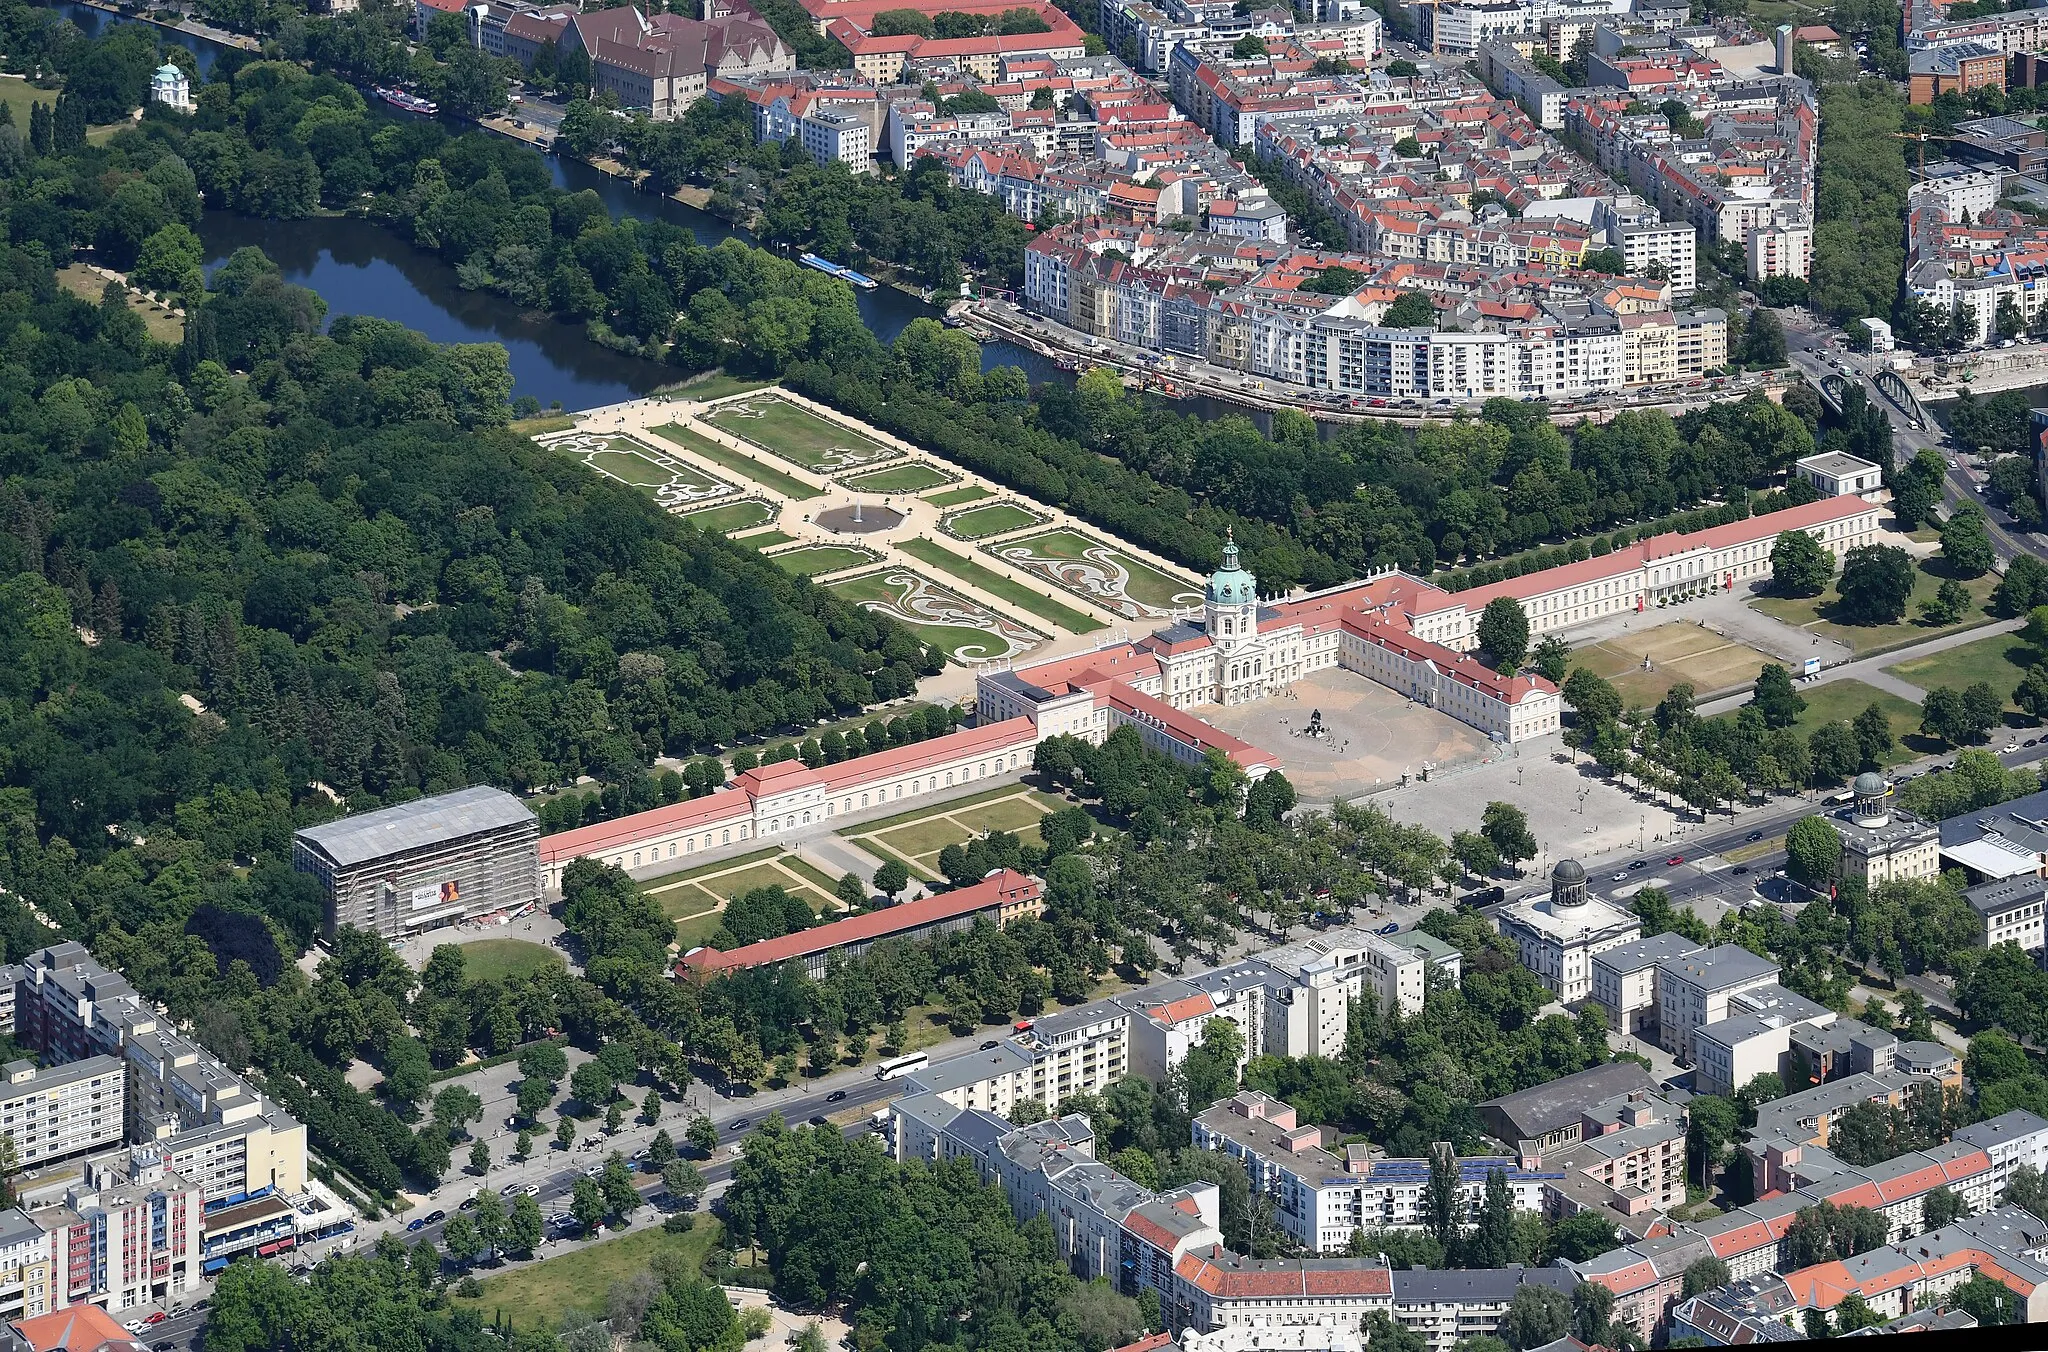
left=1191, top=1092, right=1555, bottom=1252
left=0, top=1061, right=122, bottom=1171
left=1965, top=876, right=2048, bottom=954
left=1655, top=944, right=1780, bottom=1063
left=1590, top=932, right=1704, bottom=1038
left=5, top=945, right=306, bottom=1209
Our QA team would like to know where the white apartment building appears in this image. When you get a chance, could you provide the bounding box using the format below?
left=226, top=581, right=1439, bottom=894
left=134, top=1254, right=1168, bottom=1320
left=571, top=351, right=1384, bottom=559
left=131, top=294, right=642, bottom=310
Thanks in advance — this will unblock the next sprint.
left=1259, top=929, right=1463, bottom=1057
left=1493, top=862, right=1641, bottom=1004
left=1965, top=876, right=2047, bottom=954
left=1589, top=932, right=1705, bottom=1038
left=1655, top=944, right=1781, bottom=1063
left=1794, top=452, right=1884, bottom=503
left=1954, top=1109, right=2048, bottom=1190
left=1911, top=162, right=2002, bottom=223
left=800, top=109, right=871, bottom=169
left=1746, top=217, right=1812, bottom=281
left=1619, top=221, right=1697, bottom=298
left=0, top=1058, right=123, bottom=1170
left=1192, top=1092, right=1555, bottom=1253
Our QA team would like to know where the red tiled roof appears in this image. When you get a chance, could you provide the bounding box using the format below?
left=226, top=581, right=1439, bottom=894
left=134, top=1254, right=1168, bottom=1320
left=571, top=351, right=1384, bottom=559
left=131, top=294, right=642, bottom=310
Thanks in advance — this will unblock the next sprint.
left=1143, top=993, right=1216, bottom=1026
left=539, top=791, right=751, bottom=865
left=677, top=869, right=1040, bottom=974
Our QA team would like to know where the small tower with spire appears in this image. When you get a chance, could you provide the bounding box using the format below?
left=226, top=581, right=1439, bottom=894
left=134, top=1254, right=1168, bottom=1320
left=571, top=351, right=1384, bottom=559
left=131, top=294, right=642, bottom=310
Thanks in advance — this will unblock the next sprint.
left=1205, top=528, right=1259, bottom=652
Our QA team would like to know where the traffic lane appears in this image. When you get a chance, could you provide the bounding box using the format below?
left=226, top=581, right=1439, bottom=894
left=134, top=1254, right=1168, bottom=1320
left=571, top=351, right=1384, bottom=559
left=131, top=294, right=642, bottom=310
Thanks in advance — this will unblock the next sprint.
left=133, top=1306, right=206, bottom=1352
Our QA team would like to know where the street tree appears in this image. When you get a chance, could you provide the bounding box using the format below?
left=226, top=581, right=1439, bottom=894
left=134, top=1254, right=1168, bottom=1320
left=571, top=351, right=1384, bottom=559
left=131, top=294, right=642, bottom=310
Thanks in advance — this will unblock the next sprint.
left=600, top=1152, right=640, bottom=1219
left=555, top=1117, right=577, bottom=1152
left=1785, top=816, right=1842, bottom=889
left=443, top=1213, right=481, bottom=1267
left=468, top=1140, right=490, bottom=1176
left=663, top=1157, right=705, bottom=1203
left=571, top=1176, right=605, bottom=1232
left=686, top=1115, right=718, bottom=1157
left=508, top=1193, right=544, bottom=1253
left=1480, top=802, right=1537, bottom=870
left=1942, top=505, right=1996, bottom=578
left=1751, top=663, right=1806, bottom=729
left=432, top=1086, right=483, bottom=1137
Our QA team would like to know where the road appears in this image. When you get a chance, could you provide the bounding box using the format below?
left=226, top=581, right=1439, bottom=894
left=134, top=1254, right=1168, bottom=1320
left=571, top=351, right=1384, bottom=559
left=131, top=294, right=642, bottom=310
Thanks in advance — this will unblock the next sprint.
left=1781, top=315, right=2040, bottom=565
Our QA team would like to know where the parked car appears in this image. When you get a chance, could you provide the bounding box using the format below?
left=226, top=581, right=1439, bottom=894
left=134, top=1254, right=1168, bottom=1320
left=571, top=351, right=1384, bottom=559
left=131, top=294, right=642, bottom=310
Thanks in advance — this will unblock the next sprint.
left=808, top=1116, right=830, bottom=1127
left=980, top=1039, right=999, bottom=1050
left=425, top=1210, right=445, bottom=1224
left=406, top=1217, right=428, bottom=1232
left=146, top=1312, right=168, bottom=1326
left=1376, top=922, right=1399, bottom=935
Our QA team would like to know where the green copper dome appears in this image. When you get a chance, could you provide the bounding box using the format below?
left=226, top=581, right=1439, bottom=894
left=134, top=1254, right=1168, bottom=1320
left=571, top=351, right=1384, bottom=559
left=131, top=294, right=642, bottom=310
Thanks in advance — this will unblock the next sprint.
left=1208, top=531, right=1258, bottom=606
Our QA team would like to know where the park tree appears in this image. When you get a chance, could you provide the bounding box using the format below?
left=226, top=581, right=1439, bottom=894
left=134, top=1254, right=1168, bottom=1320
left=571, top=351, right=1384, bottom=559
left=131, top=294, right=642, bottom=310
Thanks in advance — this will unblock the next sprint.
left=1481, top=801, right=1537, bottom=870
left=1808, top=721, right=1860, bottom=783
left=517, top=1077, right=553, bottom=1122
left=519, top=1043, right=568, bottom=1086
left=874, top=860, right=909, bottom=900
left=1478, top=598, right=1530, bottom=675
left=1922, top=576, right=1973, bottom=625
left=570, top=1061, right=616, bottom=1113
left=1451, top=831, right=1501, bottom=881
left=1892, top=451, right=1948, bottom=531
left=1771, top=529, right=1833, bottom=596
left=834, top=872, right=868, bottom=909
left=1996, top=554, right=2048, bottom=615
left=1836, top=545, right=1917, bottom=625
left=468, top=1140, right=490, bottom=1176
left=1530, top=636, right=1571, bottom=684
left=1785, top=816, right=1842, bottom=889
left=433, top=1086, right=483, bottom=1137
left=1921, top=683, right=2003, bottom=746
left=1942, top=505, right=1997, bottom=578
left=1562, top=668, right=1622, bottom=726
left=555, top=1117, right=577, bottom=1152
left=1751, top=663, right=1806, bottom=728
left=1852, top=702, right=1895, bottom=768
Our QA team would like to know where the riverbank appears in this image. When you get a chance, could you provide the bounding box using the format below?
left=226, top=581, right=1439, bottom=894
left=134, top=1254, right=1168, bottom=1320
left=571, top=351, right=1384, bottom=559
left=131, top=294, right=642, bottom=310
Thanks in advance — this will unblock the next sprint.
left=59, top=0, right=257, bottom=50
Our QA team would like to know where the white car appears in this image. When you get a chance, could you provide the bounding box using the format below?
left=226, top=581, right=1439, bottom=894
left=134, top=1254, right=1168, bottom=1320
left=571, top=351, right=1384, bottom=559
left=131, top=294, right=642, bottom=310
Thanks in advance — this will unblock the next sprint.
left=1611, top=872, right=1628, bottom=882
left=124, top=1323, right=146, bottom=1335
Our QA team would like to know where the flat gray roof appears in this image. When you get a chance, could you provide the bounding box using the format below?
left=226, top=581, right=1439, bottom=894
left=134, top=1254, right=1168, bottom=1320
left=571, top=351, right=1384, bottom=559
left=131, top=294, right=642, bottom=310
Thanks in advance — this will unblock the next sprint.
left=294, top=786, right=535, bottom=869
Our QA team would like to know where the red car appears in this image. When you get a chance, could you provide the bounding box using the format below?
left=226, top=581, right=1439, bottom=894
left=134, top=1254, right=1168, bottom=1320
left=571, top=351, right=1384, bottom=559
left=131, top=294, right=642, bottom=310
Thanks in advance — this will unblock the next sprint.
left=1666, top=855, right=1685, bottom=866
left=145, top=1313, right=168, bottom=1326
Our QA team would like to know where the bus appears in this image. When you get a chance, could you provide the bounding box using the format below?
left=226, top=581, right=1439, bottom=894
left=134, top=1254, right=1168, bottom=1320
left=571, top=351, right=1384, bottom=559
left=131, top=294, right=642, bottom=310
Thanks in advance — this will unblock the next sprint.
left=875, top=1052, right=930, bottom=1081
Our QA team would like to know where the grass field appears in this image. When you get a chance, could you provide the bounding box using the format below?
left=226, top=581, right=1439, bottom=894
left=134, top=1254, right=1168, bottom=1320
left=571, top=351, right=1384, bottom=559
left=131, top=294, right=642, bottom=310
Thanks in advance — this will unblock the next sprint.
left=945, top=502, right=1047, bottom=540
left=896, top=538, right=1105, bottom=634
left=843, top=786, right=1066, bottom=882
left=643, top=849, right=838, bottom=930
left=458, top=938, right=565, bottom=983
left=1889, top=630, right=2039, bottom=710
left=453, top=1214, right=722, bottom=1333
left=0, top=77, right=54, bottom=133
left=681, top=497, right=776, bottom=534
left=651, top=423, right=823, bottom=501
left=1572, top=622, right=1780, bottom=705
left=839, top=461, right=955, bottom=494
left=670, top=373, right=775, bottom=402
left=770, top=544, right=878, bottom=576
left=1749, top=563, right=2001, bottom=656
left=1715, top=678, right=1927, bottom=767
left=737, top=529, right=796, bottom=549
left=705, top=395, right=897, bottom=474
left=549, top=435, right=733, bottom=513
left=57, top=266, right=182, bottom=343
left=989, top=528, right=1203, bottom=618
left=510, top=414, right=576, bottom=436
left=828, top=569, right=1047, bottom=663
left=926, top=485, right=993, bottom=508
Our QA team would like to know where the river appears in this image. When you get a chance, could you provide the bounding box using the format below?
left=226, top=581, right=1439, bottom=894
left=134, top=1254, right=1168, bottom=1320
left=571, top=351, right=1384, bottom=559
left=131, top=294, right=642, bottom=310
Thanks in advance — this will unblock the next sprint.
left=48, top=0, right=1275, bottom=424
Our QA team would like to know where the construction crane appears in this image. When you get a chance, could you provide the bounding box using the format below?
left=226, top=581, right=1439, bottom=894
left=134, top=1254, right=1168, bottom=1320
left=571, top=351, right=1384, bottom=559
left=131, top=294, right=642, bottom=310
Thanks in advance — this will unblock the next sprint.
left=1892, top=130, right=1965, bottom=176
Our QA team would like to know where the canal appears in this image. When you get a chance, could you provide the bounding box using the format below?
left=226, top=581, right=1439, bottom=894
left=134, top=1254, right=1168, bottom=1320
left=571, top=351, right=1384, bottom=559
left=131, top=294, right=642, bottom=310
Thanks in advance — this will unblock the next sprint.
left=48, top=0, right=1275, bottom=424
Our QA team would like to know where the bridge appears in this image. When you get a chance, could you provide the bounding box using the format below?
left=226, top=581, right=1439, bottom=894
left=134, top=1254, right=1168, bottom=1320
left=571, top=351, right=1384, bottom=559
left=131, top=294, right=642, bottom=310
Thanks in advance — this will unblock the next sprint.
left=1807, top=367, right=1930, bottom=431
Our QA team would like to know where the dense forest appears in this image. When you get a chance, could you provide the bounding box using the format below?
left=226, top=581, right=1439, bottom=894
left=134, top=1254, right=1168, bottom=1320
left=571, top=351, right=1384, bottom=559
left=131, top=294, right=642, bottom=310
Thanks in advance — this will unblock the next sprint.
left=0, top=2, right=1841, bottom=596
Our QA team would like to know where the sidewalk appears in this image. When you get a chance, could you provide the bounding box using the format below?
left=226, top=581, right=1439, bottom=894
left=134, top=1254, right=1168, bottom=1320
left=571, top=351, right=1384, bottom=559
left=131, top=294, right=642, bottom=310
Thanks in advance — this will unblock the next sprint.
left=1696, top=617, right=2020, bottom=718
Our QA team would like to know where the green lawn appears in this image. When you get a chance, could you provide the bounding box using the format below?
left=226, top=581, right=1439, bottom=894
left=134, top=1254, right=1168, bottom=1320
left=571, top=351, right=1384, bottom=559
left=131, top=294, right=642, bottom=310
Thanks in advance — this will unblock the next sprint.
left=671, top=373, right=776, bottom=402
left=1717, top=678, right=1927, bottom=767
left=770, top=544, right=877, bottom=576
left=925, top=485, right=993, bottom=508
left=737, top=529, right=796, bottom=549
left=1748, top=564, right=2000, bottom=656
left=1889, top=630, right=2039, bottom=708
left=988, top=528, right=1204, bottom=617
left=510, top=414, right=577, bottom=437
left=839, top=461, right=955, bottom=494
left=457, top=938, right=565, bottom=983
left=945, top=502, right=1047, bottom=540
left=896, top=537, right=1106, bottom=634
left=681, top=498, right=776, bottom=534
left=651, top=423, right=823, bottom=501
left=0, top=79, right=56, bottom=134
left=454, top=1214, right=723, bottom=1333
left=643, top=845, right=783, bottom=889
left=705, top=396, right=896, bottom=473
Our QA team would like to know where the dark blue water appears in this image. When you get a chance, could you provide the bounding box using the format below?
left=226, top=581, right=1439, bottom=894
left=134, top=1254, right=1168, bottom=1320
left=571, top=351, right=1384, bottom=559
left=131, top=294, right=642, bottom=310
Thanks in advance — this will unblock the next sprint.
left=43, top=0, right=222, bottom=74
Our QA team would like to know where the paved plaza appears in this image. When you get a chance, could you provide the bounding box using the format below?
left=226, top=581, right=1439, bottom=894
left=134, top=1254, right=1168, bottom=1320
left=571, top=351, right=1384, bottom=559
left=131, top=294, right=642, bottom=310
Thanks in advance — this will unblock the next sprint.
left=1195, top=668, right=1494, bottom=802
left=1379, top=733, right=1689, bottom=872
